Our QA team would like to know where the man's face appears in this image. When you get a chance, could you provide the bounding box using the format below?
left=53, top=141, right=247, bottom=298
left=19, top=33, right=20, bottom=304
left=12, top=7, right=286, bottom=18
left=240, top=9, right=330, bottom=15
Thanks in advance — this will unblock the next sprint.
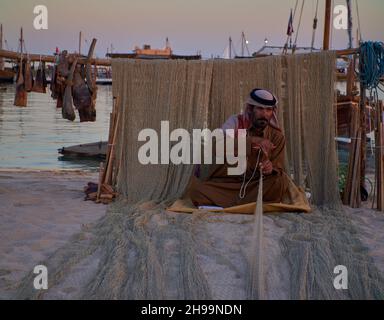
left=251, top=105, right=274, bottom=129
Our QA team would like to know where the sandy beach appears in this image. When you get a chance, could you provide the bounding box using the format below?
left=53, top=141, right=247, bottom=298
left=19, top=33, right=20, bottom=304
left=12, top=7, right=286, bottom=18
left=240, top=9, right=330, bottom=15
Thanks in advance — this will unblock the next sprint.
left=0, top=169, right=383, bottom=299
left=0, top=170, right=107, bottom=299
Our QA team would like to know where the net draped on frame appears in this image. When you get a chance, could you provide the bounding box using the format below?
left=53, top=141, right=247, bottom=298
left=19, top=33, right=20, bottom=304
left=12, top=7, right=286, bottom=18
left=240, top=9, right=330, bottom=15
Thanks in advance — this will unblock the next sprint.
left=113, top=52, right=340, bottom=207
left=15, top=52, right=384, bottom=300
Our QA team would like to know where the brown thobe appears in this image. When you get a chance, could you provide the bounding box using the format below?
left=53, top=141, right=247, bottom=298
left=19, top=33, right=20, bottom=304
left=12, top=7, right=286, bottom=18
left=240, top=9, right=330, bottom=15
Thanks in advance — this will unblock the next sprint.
left=188, top=125, right=289, bottom=208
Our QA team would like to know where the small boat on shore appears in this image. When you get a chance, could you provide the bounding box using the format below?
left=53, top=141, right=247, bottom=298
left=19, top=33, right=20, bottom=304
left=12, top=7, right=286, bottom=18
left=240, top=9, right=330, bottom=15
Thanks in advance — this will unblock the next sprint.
left=58, top=141, right=107, bottom=158
left=0, top=68, right=15, bottom=83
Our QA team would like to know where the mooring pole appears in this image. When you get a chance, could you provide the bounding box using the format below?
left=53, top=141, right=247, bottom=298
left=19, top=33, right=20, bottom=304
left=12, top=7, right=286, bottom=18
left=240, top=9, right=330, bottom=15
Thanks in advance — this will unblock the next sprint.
left=323, top=0, right=332, bottom=50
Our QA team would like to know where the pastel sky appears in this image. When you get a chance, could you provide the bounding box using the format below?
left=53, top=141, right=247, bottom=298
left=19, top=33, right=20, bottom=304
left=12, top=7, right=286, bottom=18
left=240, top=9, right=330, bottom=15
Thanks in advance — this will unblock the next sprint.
left=0, top=0, right=383, bottom=58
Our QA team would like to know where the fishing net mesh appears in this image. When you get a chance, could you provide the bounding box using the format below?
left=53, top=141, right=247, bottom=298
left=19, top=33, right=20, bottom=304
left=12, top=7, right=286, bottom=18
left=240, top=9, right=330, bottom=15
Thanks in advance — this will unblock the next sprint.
left=15, top=52, right=384, bottom=299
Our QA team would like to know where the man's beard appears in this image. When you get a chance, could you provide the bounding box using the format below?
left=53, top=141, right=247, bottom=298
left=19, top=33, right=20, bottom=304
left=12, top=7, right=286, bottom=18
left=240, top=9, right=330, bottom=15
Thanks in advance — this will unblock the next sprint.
left=253, top=118, right=269, bottom=129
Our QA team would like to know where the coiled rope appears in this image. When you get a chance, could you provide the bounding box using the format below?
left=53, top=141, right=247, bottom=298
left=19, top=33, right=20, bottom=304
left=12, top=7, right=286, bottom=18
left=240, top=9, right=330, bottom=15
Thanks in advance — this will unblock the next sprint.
left=358, top=41, right=384, bottom=92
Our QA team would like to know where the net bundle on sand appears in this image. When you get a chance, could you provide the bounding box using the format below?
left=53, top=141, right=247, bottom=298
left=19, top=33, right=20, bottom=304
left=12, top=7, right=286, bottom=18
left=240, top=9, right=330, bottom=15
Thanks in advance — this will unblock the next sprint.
left=16, top=52, right=384, bottom=299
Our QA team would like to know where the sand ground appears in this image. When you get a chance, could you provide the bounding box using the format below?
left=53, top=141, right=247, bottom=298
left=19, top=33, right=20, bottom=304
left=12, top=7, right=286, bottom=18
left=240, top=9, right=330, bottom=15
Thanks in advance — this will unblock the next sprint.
left=0, top=170, right=383, bottom=299
left=0, top=170, right=106, bottom=299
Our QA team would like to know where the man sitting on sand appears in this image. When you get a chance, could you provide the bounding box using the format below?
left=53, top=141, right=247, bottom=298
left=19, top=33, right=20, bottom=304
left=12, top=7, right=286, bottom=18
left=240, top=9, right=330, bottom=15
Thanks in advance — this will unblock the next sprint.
left=188, top=88, right=292, bottom=208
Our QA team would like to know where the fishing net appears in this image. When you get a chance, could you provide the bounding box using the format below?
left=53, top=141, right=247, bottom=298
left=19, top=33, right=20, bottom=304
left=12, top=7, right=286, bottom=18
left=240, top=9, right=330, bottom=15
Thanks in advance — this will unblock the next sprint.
left=15, top=52, right=384, bottom=299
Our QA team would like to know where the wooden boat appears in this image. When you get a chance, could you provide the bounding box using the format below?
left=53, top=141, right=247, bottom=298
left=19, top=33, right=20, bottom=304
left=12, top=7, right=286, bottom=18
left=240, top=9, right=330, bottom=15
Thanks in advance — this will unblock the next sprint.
left=0, top=24, right=15, bottom=83
left=0, top=68, right=15, bottom=83
left=58, top=141, right=107, bottom=158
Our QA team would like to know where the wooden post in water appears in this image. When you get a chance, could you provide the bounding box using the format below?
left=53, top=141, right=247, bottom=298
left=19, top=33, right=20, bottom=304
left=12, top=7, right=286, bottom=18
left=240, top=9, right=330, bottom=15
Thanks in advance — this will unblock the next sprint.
left=323, top=0, right=332, bottom=50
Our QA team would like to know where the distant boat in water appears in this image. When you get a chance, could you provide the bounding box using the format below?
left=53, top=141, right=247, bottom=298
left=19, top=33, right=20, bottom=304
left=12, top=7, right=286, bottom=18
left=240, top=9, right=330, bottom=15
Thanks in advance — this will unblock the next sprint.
left=106, top=38, right=201, bottom=60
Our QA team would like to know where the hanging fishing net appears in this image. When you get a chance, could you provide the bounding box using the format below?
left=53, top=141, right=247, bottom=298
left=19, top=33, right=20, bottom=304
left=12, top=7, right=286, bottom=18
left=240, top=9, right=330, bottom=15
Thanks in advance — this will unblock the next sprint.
left=15, top=52, right=384, bottom=299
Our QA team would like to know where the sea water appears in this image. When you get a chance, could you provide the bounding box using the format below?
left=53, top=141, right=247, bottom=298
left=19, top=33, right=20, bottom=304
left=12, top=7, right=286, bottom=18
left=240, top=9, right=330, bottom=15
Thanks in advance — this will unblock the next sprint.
left=0, top=82, right=383, bottom=170
left=0, top=83, right=112, bottom=170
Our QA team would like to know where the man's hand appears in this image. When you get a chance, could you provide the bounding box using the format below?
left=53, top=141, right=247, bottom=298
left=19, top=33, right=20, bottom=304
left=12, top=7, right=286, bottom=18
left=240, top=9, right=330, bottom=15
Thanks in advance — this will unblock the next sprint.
left=259, top=160, right=273, bottom=175
left=249, top=137, right=276, bottom=158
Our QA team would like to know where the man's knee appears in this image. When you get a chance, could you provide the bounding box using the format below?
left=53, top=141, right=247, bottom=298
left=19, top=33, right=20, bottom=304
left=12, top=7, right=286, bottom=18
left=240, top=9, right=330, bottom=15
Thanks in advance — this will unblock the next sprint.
left=188, top=178, right=212, bottom=207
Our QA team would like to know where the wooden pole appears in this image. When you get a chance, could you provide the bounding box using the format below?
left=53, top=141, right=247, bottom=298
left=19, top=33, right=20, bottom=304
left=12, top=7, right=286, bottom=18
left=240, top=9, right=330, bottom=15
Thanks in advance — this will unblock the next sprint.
left=96, top=162, right=104, bottom=202
left=347, top=0, right=353, bottom=49
left=78, top=31, right=82, bottom=55
left=336, top=48, right=359, bottom=56
left=20, top=27, right=23, bottom=55
left=0, top=24, right=3, bottom=70
left=377, top=101, right=384, bottom=211
left=229, top=37, right=232, bottom=59
left=105, top=108, right=120, bottom=186
left=346, top=57, right=355, bottom=97
left=343, top=103, right=361, bottom=207
left=323, top=0, right=332, bottom=50
left=103, top=97, right=117, bottom=184
left=359, top=64, right=367, bottom=206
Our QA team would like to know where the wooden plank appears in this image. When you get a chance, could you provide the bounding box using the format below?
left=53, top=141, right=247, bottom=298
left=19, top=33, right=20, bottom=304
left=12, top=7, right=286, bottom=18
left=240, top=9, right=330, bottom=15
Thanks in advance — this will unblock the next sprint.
left=104, top=100, right=120, bottom=185
left=96, top=162, right=104, bottom=202
left=359, top=78, right=367, bottom=206
left=102, top=97, right=117, bottom=185
left=323, top=0, right=332, bottom=50
left=343, top=104, right=361, bottom=207
left=346, top=58, right=355, bottom=97
left=0, top=48, right=111, bottom=66
left=336, top=48, right=360, bottom=56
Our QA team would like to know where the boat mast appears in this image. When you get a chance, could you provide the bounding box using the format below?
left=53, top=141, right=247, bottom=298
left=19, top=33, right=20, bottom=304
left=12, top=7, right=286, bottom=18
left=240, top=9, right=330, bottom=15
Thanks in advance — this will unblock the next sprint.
left=0, top=24, right=3, bottom=70
left=79, top=31, right=82, bottom=55
left=323, top=0, right=332, bottom=50
left=20, top=27, right=23, bottom=55
left=347, top=0, right=353, bottom=49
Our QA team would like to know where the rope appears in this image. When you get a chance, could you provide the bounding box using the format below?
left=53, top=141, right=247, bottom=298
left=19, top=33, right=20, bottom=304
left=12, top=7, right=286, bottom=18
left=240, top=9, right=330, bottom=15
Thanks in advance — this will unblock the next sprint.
left=358, top=41, right=384, bottom=91
left=293, top=0, right=305, bottom=48
left=310, top=0, right=319, bottom=51
left=239, top=149, right=262, bottom=199
left=355, top=0, right=363, bottom=41
left=283, top=0, right=299, bottom=52
left=247, top=168, right=265, bottom=300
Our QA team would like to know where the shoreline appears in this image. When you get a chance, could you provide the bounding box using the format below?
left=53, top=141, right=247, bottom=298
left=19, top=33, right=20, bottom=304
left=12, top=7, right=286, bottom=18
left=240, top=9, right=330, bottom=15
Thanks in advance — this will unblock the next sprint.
left=0, top=168, right=99, bottom=175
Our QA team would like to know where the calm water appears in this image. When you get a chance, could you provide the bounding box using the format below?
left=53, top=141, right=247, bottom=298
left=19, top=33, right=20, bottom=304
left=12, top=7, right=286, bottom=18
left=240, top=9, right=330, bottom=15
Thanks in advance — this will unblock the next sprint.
left=0, top=81, right=382, bottom=170
left=0, top=84, right=112, bottom=169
